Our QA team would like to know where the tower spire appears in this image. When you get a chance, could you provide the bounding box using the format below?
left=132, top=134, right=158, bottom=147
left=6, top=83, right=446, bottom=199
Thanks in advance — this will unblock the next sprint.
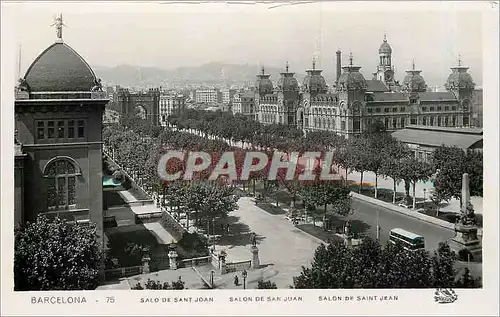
left=50, top=13, right=66, bottom=42
left=349, top=52, right=353, bottom=66
left=261, top=65, right=265, bottom=75
left=312, top=57, right=316, bottom=70
left=383, top=33, right=387, bottom=42
left=285, top=61, right=289, bottom=72
left=412, top=59, right=415, bottom=70
left=458, top=54, right=462, bottom=66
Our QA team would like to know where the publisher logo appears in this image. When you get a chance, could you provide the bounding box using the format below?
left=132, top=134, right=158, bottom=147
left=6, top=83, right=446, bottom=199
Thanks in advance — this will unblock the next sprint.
left=434, top=288, right=457, bottom=304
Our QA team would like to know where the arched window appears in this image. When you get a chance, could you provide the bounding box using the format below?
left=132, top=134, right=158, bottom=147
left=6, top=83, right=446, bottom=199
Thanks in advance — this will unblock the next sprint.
left=43, top=158, right=81, bottom=211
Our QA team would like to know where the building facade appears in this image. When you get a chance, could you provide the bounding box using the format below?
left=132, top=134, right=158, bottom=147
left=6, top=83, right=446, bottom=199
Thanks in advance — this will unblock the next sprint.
left=253, top=36, right=475, bottom=138
left=392, top=125, right=483, bottom=162
left=472, top=88, right=483, bottom=127
left=115, top=88, right=160, bottom=125
left=195, top=88, right=219, bottom=104
left=159, top=93, right=186, bottom=125
left=221, top=88, right=237, bottom=105
left=14, top=24, right=108, bottom=264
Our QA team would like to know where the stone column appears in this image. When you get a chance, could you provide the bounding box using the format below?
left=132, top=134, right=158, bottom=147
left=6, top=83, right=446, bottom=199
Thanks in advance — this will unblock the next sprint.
left=461, top=173, right=470, bottom=212
left=168, top=251, right=178, bottom=270
left=142, top=255, right=151, bottom=274
left=220, top=255, right=227, bottom=275
left=251, top=246, right=260, bottom=270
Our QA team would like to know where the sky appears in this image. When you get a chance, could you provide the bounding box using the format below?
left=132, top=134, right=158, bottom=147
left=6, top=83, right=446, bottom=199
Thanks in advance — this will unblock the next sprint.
left=4, top=1, right=486, bottom=87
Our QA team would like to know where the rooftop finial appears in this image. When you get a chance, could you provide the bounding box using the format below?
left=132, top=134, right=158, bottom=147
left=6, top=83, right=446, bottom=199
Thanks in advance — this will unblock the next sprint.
left=349, top=52, right=353, bottom=66
left=50, top=13, right=66, bottom=41
left=261, top=65, right=265, bottom=75
left=285, top=61, right=289, bottom=72
left=312, top=57, right=316, bottom=70
left=412, top=59, right=415, bottom=70
left=458, top=54, right=462, bottom=66
left=383, top=33, right=387, bottom=42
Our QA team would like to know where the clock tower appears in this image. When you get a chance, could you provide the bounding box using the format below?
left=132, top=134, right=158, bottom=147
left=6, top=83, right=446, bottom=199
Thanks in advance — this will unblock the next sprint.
left=375, top=34, right=396, bottom=89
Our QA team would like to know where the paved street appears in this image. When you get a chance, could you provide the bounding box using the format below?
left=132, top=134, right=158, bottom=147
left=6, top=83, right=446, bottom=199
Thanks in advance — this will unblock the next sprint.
left=215, top=197, right=322, bottom=288
left=214, top=195, right=456, bottom=288
left=350, top=198, right=456, bottom=251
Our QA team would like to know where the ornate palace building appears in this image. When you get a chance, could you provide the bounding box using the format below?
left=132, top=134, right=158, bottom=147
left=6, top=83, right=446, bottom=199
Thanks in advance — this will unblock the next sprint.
left=14, top=14, right=108, bottom=261
left=254, top=36, right=476, bottom=138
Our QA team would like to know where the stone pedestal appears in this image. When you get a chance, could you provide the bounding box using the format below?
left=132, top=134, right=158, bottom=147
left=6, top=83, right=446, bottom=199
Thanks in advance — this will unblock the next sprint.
left=344, top=234, right=354, bottom=248
left=251, top=245, right=260, bottom=269
left=168, top=251, right=178, bottom=270
left=449, top=224, right=482, bottom=261
left=448, top=173, right=482, bottom=261
left=142, top=255, right=151, bottom=274
left=220, top=258, right=227, bottom=275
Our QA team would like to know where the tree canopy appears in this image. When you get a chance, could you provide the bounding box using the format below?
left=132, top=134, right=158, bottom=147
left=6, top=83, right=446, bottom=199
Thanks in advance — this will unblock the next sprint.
left=293, top=238, right=475, bottom=289
left=15, top=215, right=102, bottom=291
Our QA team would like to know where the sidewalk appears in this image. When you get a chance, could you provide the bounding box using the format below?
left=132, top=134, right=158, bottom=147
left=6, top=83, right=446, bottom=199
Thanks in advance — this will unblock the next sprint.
left=351, top=192, right=455, bottom=231
left=341, top=169, right=483, bottom=215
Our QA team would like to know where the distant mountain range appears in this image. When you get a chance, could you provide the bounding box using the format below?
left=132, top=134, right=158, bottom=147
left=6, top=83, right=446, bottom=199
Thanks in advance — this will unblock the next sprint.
left=91, top=62, right=316, bottom=88
left=91, top=62, right=477, bottom=90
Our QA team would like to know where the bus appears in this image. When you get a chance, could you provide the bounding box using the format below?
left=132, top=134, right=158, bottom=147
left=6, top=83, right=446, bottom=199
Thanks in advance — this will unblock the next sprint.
left=389, top=228, right=425, bottom=251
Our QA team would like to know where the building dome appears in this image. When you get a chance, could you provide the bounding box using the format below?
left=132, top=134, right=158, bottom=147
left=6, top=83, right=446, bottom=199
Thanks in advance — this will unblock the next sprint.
left=255, top=67, right=274, bottom=94
left=302, top=60, right=328, bottom=93
left=401, top=61, right=427, bottom=92
left=338, top=71, right=367, bottom=90
left=275, top=62, right=299, bottom=92
left=277, top=76, right=299, bottom=92
left=379, top=35, right=392, bottom=54
left=24, top=42, right=98, bottom=92
left=338, top=54, right=366, bottom=90
left=445, top=67, right=475, bottom=90
left=402, top=72, right=427, bottom=92
left=302, top=74, right=327, bottom=92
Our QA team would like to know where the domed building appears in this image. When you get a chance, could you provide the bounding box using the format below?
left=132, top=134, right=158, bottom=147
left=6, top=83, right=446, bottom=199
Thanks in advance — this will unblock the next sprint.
left=254, top=66, right=274, bottom=95
left=337, top=54, right=367, bottom=91
left=255, top=62, right=300, bottom=125
left=445, top=63, right=475, bottom=91
left=302, top=59, right=328, bottom=94
left=374, top=35, right=396, bottom=88
left=379, top=37, right=392, bottom=54
left=401, top=61, right=427, bottom=93
left=275, top=62, right=299, bottom=93
left=250, top=34, right=477, bottom=138
left=14, top=15, right=108, bottom=265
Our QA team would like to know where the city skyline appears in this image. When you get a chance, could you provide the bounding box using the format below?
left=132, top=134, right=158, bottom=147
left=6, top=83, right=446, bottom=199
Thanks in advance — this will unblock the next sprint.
left=7, top=2, right=483, bottom=87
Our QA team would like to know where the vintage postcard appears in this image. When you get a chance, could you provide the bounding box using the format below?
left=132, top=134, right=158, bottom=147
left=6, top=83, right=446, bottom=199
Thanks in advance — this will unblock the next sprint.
left=1, top=1, right=498, bottom=316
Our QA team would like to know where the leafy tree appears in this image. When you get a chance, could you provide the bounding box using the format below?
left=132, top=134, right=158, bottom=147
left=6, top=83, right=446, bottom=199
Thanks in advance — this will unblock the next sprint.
left=15, top=215, right=102, bottom=291
left=131, top=277, right=185, bottom=290
left=431, top=242, right=456, bottom=288
left=294, top=237, right=461, bottom=289
left=349, top=137, right=372, bottom=194
left=429, top=186, right=451, bottom=216
left=399, top=158, right=434, bottom=209
left=455, top=268, right=480, bottom=288
left=364, top=119, right=387, bottom=135
left=465, top=149, right=483, bottom=197
left=432, top=146, right=483, bottom=206
left=380, top=159, right=404, bottom=204
left=257, top=280, right=278, bottom=289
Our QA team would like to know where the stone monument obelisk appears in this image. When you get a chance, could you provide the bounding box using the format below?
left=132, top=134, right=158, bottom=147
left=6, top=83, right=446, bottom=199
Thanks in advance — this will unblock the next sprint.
left=449, top=173, right=482, bottom=261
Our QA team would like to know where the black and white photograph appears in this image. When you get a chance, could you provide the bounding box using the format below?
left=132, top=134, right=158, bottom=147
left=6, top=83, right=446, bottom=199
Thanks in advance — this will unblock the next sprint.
left=1, top=1, right=498, bottom=316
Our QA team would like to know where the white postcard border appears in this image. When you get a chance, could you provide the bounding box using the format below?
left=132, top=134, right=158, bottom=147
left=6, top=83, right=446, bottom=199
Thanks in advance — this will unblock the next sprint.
left=1, top=1, right=498, bottom=316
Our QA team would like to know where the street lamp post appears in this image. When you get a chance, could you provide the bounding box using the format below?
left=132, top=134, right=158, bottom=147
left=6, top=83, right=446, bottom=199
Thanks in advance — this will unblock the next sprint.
left=423, top=188, right=427, bottom=203
left=210, top=270, right=215, bottom=289
left=242, top=270, right=247, bottom=290
left=376, top=209, right=380, bottom=241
